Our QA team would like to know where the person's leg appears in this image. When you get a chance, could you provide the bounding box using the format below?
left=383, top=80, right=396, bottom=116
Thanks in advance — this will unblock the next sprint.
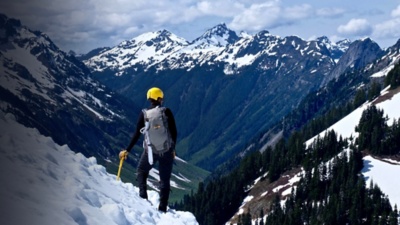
left=137, top=150, right=152, bottom=199
left=157, top=150, right=174, bottom=212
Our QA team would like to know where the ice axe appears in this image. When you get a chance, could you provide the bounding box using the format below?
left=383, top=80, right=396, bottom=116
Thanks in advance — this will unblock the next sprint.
left=116, top=157, right=124, bottom=181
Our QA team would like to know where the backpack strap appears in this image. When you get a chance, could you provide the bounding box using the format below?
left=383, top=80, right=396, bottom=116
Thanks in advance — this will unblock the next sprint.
left=142, top=108, right=148, bottom=121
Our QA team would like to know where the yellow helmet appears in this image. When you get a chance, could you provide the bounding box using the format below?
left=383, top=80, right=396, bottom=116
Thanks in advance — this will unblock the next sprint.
left=147, top=87, right=164, bottom=100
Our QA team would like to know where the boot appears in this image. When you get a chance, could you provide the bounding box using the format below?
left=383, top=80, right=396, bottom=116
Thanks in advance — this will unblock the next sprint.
left=158, top=188, right=170, bottom=213
left=137, top=170, right=148, bottom=199
left=158, top=203, right=167, bottom=213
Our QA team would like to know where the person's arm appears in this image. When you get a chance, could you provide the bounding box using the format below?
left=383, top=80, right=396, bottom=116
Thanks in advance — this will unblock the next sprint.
left=126, top=111, right=145, bottom=152
left=165, top=108, right=177, bottom=144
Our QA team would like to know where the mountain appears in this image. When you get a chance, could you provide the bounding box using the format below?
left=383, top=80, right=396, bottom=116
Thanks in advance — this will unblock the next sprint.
left=0, top=14, right=209, bottom=200
left=190, top=23, right=239, bottom=48
left=0, top=113, right=198, bottom=225
left=84, top=29, right=189, bottom=75
left=321, top=38, right=384, bottom=86
left=76, top=46, right=111, bottom=61
left=0, top=14, right=136, bottom=159
left=83, top=24, right=382, bottom=171
left=315, top=36, right=351, bottom=61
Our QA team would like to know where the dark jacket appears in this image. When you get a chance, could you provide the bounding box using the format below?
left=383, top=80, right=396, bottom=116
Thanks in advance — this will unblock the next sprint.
left=126, top=103, right=177, bottom=152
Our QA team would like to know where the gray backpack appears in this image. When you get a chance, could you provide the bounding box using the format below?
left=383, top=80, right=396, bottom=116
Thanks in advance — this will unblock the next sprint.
left=141, top=106, right=173, bottom=155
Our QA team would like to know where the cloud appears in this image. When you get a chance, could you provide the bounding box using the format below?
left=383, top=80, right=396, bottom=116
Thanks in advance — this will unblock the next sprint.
left=229, top=1, right=281, bottom=31
left=316, top=7, right=345, bottom=18
left=373, top=18, right=400, bottom=39
left=2, top=0, right=398, bottom=53
left=283, top=4, right=313, bottom=20
left=372, top=5, right=400, bottom=40
left=0, top=0, right=204, bottom=52
left=196, top=1, right=244, bottom=17
left=391, top=5, right=400, bottom=17
left=229, top=1, right=314, bottom=32
left=337, top=18, right=373, bottom=36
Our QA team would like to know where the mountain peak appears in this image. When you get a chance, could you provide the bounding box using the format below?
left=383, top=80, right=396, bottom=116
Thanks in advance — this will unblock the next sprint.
left=203, top=23, right=229, bottom=37
left=156, top=29, right=172, bottom=37
left=316, top=36, right=330, bottom=43
left=191, top=23, right=239, bottom=47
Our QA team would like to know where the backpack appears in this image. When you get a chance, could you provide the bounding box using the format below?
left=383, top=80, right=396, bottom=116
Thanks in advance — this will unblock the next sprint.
left=141, top=106, right=173, bottom=155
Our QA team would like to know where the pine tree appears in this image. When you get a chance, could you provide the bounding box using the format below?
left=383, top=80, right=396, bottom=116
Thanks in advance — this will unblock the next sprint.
left=368, top=81, right=381, bottom=101
left=389, top=205, right=398, bottom=225
left=355, top=105, right=387, bottom=153
left=353, top=89, right=366, bottom=108
left=385, top=62, right=400, bottom=89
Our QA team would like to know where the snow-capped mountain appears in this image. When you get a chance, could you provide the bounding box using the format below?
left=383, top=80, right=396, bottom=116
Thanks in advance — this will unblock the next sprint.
left=0, top=112, right=198, bottom=225
left=190, top=23, right=239, bottom=49
left=315, top=36, right=351, bottom=61
left=84, top=29, right=190, bottom=75
left=82, top=23, right=393, bottom=171
left=84, top=24, right=348, bottom=76
left=321, top=38, right=385, bottom=86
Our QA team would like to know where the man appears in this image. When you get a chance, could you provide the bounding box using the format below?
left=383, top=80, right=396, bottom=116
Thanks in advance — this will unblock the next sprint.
left=119, top=87, right=177, bottom=212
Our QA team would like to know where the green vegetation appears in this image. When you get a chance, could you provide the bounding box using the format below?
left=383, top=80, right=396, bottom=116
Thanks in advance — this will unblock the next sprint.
left=385, top=63, right=400, bottom=89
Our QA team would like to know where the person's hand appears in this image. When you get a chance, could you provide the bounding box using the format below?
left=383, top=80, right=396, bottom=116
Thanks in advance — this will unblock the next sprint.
left=119, top=150, right=128, bottom=160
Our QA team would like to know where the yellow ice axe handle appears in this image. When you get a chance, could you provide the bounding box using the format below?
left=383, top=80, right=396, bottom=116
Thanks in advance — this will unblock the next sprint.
left=116, top=157, right=124, bottom=181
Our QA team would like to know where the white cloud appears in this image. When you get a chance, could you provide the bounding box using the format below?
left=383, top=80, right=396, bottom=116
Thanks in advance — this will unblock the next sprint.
left=1, top=0, right=399, bottom=52
left=373, top=18, right=400, bottom=39
left=196, top=1, right=244, bottom=17
left=316, top=7, right=345, bottom=18
left=283, top=4, right=313, bottom=20
left=337, top=18, right=373, bottom=36
left=391, top=5, right=400, bottom=17
left=229, top=1, right=315, bottom=32
left=229, top=1, right=282, bottom=31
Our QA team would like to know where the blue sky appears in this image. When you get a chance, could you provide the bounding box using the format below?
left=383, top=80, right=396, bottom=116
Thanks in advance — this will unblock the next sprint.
left=1, top=0, right=400, bottom=53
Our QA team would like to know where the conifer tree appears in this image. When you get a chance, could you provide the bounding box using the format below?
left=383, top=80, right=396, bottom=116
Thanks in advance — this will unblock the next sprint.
left=385, top=62, right=400, bottom=89
left=368, top=81, right=381, bottom=101
left=353, top=89, right=366, bottom=108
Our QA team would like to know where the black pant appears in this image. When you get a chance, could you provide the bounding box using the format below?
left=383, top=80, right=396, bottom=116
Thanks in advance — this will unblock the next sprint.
left=137, top=148, right=174, bottom=206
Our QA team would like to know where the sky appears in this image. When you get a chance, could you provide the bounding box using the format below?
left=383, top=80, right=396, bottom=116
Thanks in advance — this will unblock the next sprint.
left=1, top=0, right=400, bottom=54
left=0, top=112, right=198, bottom=225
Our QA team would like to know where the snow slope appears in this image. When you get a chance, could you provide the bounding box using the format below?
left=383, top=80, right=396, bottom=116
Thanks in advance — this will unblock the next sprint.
left=304, top=86, right=400, bottom=209
left=363, top=156, right=400, bottom=208
left=0, top=112, right=198, bottom=225
left=305, top=86, right=400, bottom=147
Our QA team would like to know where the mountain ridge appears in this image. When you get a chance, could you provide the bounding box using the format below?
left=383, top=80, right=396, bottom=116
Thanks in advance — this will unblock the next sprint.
left=82, top=23, right=396, bottom=170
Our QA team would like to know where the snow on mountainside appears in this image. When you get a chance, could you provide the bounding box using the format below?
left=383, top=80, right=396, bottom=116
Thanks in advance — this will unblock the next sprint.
left=0, top=14, right=126, bottom=122
left=0, top=14, right=137, bottom=159
left=189, top=23, right=239, bottom=49
left=85, top=30, right=189, bottom=75
left=0, top=112, right=198, bottom=225
left=315, top=36, right=351, bottom=62
left=83, top=24, right=349, bottom=76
